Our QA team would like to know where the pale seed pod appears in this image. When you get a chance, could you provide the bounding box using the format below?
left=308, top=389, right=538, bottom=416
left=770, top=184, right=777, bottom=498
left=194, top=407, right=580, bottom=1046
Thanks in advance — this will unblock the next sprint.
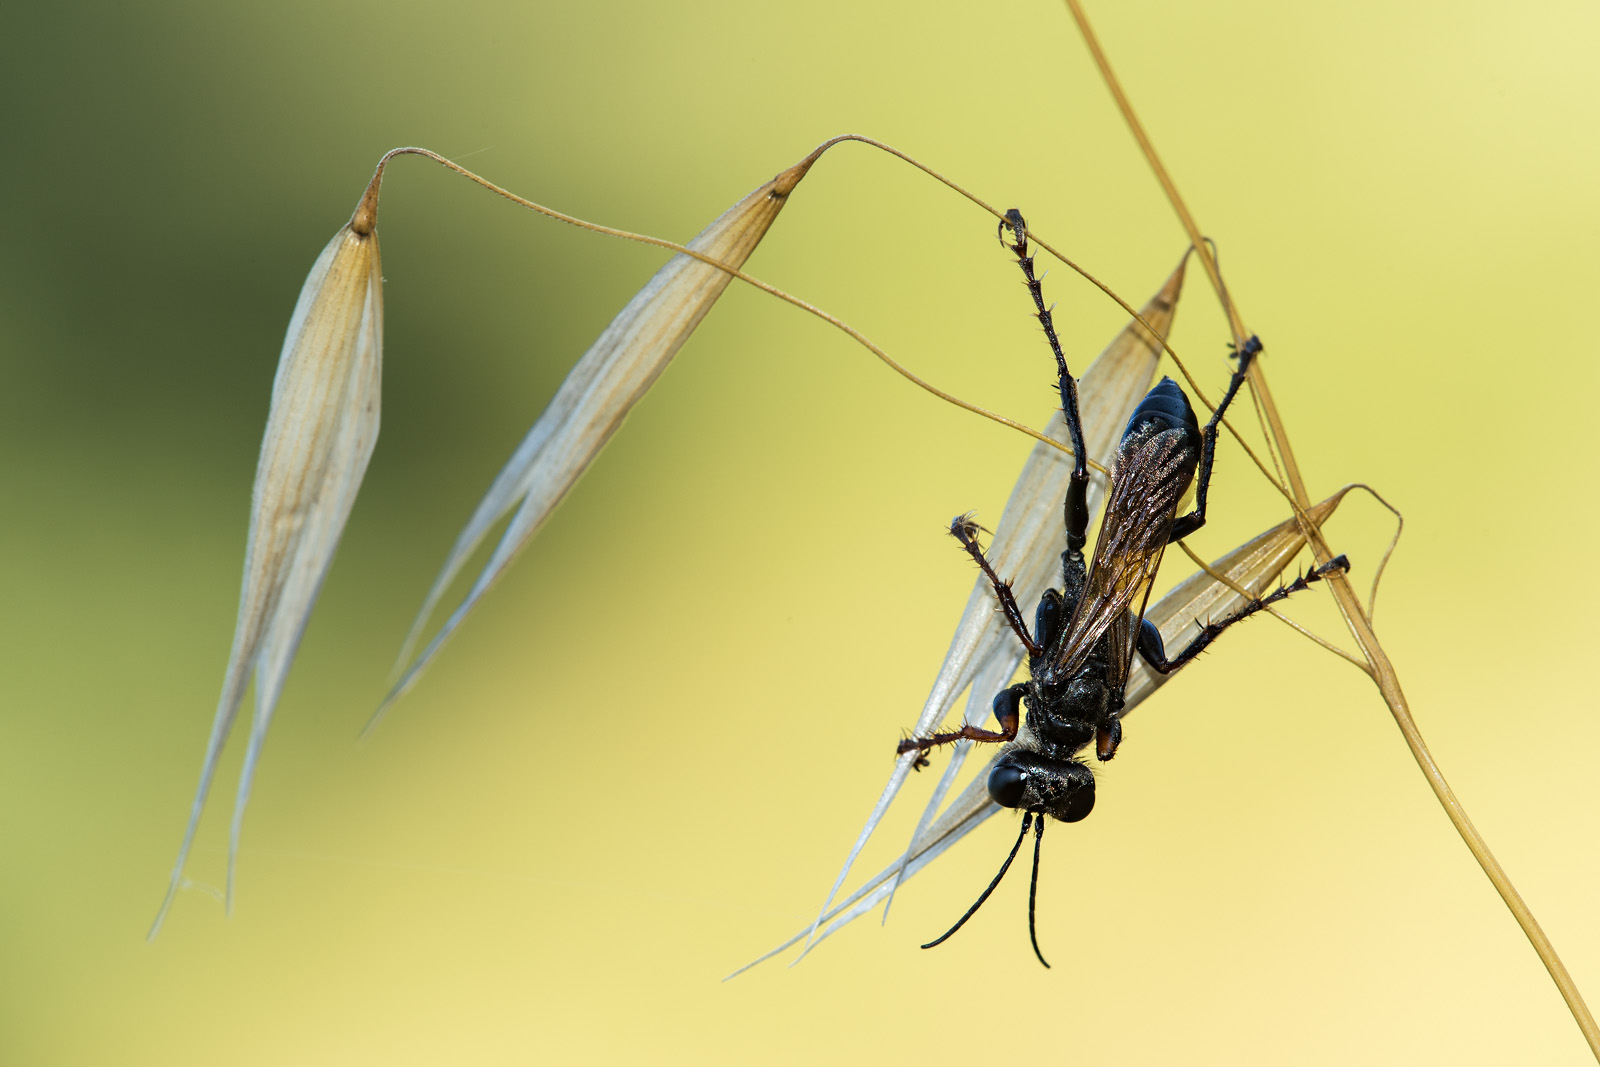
left=150, top=169, right=387, bottom=937
left=373, top=152, right=820, bottom=728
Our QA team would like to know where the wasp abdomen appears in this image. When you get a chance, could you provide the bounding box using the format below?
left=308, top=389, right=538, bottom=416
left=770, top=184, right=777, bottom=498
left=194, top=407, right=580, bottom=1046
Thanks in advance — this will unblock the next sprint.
left=1123, top=376, right=1199, bottom=441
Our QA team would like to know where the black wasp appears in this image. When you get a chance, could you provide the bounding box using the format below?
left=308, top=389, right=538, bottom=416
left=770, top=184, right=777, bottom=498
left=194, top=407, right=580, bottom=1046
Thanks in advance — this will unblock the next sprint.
left=897, top=209, right=1348, bottom=967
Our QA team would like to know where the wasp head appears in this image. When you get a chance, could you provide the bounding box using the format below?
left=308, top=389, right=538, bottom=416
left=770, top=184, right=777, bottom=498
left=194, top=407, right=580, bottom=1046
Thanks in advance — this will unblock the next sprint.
left=986, top=750, right=1095, bottom=823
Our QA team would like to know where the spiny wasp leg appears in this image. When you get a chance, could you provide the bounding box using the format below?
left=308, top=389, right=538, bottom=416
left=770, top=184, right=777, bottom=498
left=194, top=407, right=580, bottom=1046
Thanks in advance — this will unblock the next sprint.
left=1000, top=209, right=1090, bottom=555
left=896, top=684, right=1026, bottom=762
left=1167, top=334, right=1262, bottom=544
left=1136, top=554, right=1351, bottom=675
left=949, top=515, right=1042, bottom=659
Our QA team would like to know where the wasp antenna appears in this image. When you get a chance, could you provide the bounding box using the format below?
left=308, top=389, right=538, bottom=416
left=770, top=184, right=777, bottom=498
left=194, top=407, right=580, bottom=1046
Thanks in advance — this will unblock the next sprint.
left=1027, top=812, right=1050, bottom=969
left=921, top=813, right=1033, bottom=951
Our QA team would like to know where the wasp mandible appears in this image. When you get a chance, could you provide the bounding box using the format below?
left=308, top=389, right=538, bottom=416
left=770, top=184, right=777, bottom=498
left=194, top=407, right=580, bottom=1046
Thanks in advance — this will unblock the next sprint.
left=897, top=209, right=1349, bottom=966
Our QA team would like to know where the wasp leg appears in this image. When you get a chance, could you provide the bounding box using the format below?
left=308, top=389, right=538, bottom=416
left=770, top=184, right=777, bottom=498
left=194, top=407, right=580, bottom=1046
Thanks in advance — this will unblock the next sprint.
left=1032, top=587, right=1064, bottom=655
left=1168, top=335, right=1261, bottom=544
left=1000, top=209, right=1091, bottom=556
left=950, top=515, right=1043, bottom=659
left=1137, top=554, right=1350, bottom=674
left=1094, top=714, right=1124, bottom=762
left=896, top=684, right=1025, bottom=759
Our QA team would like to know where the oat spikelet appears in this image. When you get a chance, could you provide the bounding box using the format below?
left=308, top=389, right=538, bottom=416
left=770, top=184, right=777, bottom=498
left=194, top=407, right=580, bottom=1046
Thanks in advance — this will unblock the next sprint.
left=371, top=156, right=817, bottom=730
left=150, top=169, right=386, bottom=937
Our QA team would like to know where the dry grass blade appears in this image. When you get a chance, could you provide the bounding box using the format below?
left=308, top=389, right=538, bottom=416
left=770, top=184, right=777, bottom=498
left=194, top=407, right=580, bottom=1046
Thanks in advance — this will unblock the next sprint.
left=150, top=175, right=386, bottom=937
left=734, top=489, right=1346, bottom=976
left=800, top=257, right=1186, bottom=947
left=371, top=155, right=819, bottom=731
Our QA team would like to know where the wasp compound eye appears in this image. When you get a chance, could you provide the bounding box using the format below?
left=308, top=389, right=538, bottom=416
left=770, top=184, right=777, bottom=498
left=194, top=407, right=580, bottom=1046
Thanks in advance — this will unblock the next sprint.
left=987, top=763, right=1027, bottom=809
left=1062, top=779, right=1095, bottom=823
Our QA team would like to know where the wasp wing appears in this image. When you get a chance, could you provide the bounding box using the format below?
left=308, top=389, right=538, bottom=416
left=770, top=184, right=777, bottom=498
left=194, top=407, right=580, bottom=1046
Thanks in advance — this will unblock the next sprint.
left=1051, top=427, right=1197, bottom=686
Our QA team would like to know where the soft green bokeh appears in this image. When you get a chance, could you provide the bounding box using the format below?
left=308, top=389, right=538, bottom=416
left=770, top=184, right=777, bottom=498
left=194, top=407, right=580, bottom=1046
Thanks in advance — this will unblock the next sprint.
left=3, top=1, right=1598, bottom=1063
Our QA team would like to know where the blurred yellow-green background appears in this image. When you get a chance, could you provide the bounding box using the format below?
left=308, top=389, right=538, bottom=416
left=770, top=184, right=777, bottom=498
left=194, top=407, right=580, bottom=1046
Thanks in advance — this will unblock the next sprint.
left=4, top=0, right=1599, bottom=1063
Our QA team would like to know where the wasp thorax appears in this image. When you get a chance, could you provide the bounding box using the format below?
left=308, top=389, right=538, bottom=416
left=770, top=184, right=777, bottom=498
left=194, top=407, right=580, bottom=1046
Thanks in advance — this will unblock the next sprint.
left=987, top=751, right=1096, bottom=823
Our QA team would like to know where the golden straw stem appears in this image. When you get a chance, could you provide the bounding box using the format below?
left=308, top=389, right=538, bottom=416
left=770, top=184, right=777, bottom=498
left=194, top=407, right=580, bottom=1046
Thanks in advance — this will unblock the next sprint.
left=1060, top=0, right=1600, bottom=1057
